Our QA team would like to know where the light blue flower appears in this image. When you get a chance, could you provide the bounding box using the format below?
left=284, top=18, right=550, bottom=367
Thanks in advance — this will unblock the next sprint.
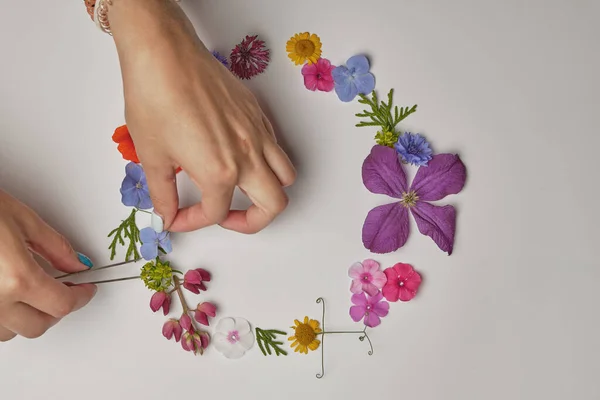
left=394, top=133, right=433, bottom=166
left=120, top=162, right=153, bottom=209
left=332, top=55, right=376, bottom=102
left=140, top=227, right=172, bottom=261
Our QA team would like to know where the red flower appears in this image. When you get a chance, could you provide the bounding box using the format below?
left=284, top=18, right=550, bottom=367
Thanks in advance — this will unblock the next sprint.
left=230, top=35, right=270, bottom=80
left=180, top=313, right=193, bottom=332
left=194, top=302, right=217, bottom=326
left=183, top=268, right=211, bottom=294
left=162, top=319, right=183, bottom=342
left=301, top=58, right=335, bottom=92
left=182, top=331, right=210, bottom=355
left=150, top=291, right=171, bottom=315
left=112, top=125, right=140, bottom=163
left=382, top=263, right=422, bottom=302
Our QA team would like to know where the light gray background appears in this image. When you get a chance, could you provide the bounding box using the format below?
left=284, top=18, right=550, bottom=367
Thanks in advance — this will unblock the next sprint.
left=0, top=1, right=598, bottom=399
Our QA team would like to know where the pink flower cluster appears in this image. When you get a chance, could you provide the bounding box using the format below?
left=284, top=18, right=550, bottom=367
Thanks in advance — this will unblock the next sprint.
left=348, top=260, right=422, bottom=328
left=149, top=268, right=218, bottom=356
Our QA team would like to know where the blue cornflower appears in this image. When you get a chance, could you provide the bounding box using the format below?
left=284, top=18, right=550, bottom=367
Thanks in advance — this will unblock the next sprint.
left=332, top=55, right=376, bottom=102
left=140, top=227, right=173, bottom=261
left=394, top=133, right=433, bottom=166
left=120, top=162, right=153, bottom=209
left=212, top=50, right=229, bottom=68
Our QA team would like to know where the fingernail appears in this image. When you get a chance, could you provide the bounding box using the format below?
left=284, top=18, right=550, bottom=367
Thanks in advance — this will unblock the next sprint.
left=77, top=252, right=94, bottom=268
left=151, top=211, right=164, bottom=233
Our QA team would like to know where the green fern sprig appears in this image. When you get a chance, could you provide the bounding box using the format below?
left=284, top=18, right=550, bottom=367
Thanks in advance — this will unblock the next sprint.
left=255, top=328, right=288, bottom=356
left=108, top=209, right=141, bottom=261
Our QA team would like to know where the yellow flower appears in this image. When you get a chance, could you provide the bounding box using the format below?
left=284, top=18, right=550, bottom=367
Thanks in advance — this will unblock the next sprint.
left=288, top=316, right=322, bottom=354
left=286, top=32, right=322, bottom=65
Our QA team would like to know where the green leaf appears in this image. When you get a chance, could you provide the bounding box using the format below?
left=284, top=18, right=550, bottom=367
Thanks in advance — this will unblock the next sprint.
left=355, top=89, right=418, bottom=139
left=107, top=209, right=140, bottom=261
left=255, top=328, right=288, bottom=357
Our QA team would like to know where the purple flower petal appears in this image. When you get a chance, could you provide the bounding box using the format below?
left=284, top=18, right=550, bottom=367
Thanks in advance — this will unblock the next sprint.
left=411, top=202, right=457, bottom=255
left=137, top=188, right=153, bottom=210
left=141, top=242, right=158, bottom=260
left=373, top=301, right=390, bottom=317
left=350, top=305, right=366, bottom=322
left=125, top=162, right=143, bottom=181
left=120, top=186, right=140, bottom=207
left=158, top=233, right=173, bottom=254
left=335, top=80, right=359, bottom=102
left=411, top=154, right=467, bottom=201
left=364, top=312, right=381, bottom=328
left=351, top=292, right=368, bottom=306
left=346, top=55, right=370, bottom=75
left=362, top=202, right=410, bottom=254
left=331, top=65, right=351, bottom=85
left=354, top=72, right=375, bottom=95
left=140, top=227, right=157, bottom=244
left=362, top=145, right=408, bottom=197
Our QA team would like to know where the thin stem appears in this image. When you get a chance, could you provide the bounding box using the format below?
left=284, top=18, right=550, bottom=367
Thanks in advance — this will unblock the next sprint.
left=319, top=331, right=365, bottom=335
left=82, top=276, right=141, bottom=285
left=135, top=208, right=152, bottom=214
left=55, top=258, right=141, bottom=280
left=173, top=276, right=190, bottom=314
left=316, top=297, right=325, bottom=379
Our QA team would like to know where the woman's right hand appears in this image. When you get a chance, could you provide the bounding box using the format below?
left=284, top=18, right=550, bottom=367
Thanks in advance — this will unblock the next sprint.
left=0, top=191, right=97, bottom=341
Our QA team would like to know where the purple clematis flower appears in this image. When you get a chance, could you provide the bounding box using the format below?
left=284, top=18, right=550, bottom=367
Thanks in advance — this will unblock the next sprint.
left=140, top=227, right=173, bottom=260
left=332, top=55, right=376, bottom=102
left=362, top=145, right=467, bottom=254
left=120, top=162, right=153, bottom=210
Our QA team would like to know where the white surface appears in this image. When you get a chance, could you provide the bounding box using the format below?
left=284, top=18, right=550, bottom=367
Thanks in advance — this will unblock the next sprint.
left=1, top=1, right=599, bottom=399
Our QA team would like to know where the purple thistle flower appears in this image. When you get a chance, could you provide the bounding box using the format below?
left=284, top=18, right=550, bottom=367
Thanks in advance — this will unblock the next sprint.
left=394, top=132, right=433, bottom=166
left=120, top=162, right=152, bottom=209
left=140, top=227, right=172, bottom=260
left=362, top=145, right=467, bottom=255
left=212, top=50, right=229, bottom=68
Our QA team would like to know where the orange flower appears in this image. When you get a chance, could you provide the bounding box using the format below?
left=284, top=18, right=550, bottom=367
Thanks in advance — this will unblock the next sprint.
left=112, top=125, right=182, bottom=173
left=112, top=125, right=140, bottom=164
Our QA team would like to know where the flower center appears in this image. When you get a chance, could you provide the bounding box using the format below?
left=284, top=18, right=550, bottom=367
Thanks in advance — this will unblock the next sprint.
left=407, top=144, right=419, bottom=154
left=398, top=280, right=405, bottom=287
left=316, top=73, right=322, bottom=79
left=400, top=191, right=419, bottom=208
left=295, top=39, right=315, bottom=56
left=135, top=182, right=143, bottom=189
left=362, top=274, right=370, bottom=282
left=227, top=330, right=240, bottom=344
left=295, top=324, right=316, bottom=346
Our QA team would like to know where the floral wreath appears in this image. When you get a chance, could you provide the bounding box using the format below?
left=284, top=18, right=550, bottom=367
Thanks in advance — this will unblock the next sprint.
left=62, top=33, right=467, bottom=379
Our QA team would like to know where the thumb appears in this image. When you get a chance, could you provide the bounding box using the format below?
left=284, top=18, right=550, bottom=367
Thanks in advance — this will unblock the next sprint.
left=22, top=213, right=92, bottom=274
left=144, top=162, right=179, bottom=233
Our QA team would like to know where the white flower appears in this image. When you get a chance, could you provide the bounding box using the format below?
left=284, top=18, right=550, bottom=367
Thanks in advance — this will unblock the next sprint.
left=213, top=317, right=254, bottom=359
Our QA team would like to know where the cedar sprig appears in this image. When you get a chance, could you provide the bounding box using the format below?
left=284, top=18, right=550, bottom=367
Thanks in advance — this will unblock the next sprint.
left=255, top=328, right=288, bottom=356
left=108, top=208, right=141, bottom=261
left=355, top=89, right=418, bottom=133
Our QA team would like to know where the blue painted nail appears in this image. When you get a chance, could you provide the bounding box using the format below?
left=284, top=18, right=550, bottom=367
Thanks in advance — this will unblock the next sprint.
left=77, top=252, right=94, bottom=268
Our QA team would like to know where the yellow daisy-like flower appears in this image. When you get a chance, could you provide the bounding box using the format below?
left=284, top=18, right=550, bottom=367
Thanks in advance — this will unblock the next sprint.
left=288, top=316, right=322, bottom=354
left=286, top=32, right=322, bottom=65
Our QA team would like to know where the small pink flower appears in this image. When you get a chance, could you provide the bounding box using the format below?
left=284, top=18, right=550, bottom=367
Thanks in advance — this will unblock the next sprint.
left=162, top=319, right=182, bottom=342
left=349, top=292, right=389, bottom=328
left=348, top=259, right=387, bottom=296
left=194, top=302, right=217, bottom=326
left=183, top=268, right=211, bottom=294
left=382, top=263, right=422, bottom=302
left=180, top=313, right=193, bottom=332
left=150, top=291, right=171, bottom=315
left=301, top=58, right=335, bottom=92
left=182, top=331, right=210, bottom=355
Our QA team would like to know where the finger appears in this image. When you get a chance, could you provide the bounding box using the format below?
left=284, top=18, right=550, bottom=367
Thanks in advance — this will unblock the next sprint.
left=0, top=326, right=16, bottom=342
left=261, top=113, right=277, bottom=141
left=20, top=212, right=89, bottom=274
left=263, top=142, right=296, bottom=187
left=143, top=161, right=179, bottom=233
left=220, top=165, right=289, bottom=234
left=0, top=302, right=58, bottom=339
left=169, top=178, right=235, bottom=233
left=22, top=267, right=97, bottom=319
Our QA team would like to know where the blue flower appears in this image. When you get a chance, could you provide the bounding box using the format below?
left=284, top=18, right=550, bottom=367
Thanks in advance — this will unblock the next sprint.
left=140, top=227, right=173, bottom=261
left=394, top=133, right=433, bottom=166
left=332, top=55, right=376, bottom=102
left=212, top=51, right=229, bottom=68
left=120, top=162, right=153, bottom=209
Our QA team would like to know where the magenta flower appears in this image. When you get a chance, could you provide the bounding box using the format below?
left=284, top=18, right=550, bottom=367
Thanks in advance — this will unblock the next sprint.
left=194, top=302, right=217, bottom=326
left=150, top=291, right=170, bottom=315
left=180, top=313, right=192, bottom=332
left=183, top=268, right=211, bottom=294
left=182, top=331, right=210, bottom=355
left=348, top=259, right=387, bottom=296
left=382, top=263, right=422, bottom=302
left=230, top=35, right=270, bottom=80
left=349, top=292, right=390, bottom=328
left=362, top=145, right=467, bottom=254
left=301, top=58, right=335, bottom=92
left=162, top=319, right=183, bottom=342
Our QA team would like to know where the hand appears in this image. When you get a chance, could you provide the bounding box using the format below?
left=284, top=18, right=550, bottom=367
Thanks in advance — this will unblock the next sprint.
left=0, top=191, right=96, bottom=341
left=110, top=0, right=296, bottom=234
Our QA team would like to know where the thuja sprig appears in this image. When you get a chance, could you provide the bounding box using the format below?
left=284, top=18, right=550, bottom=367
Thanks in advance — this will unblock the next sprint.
left=355, top=89, right=418, bottom=147
left=256, top=328, right=288, bottom=356
left=107, top=208, right=140, bottom=261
